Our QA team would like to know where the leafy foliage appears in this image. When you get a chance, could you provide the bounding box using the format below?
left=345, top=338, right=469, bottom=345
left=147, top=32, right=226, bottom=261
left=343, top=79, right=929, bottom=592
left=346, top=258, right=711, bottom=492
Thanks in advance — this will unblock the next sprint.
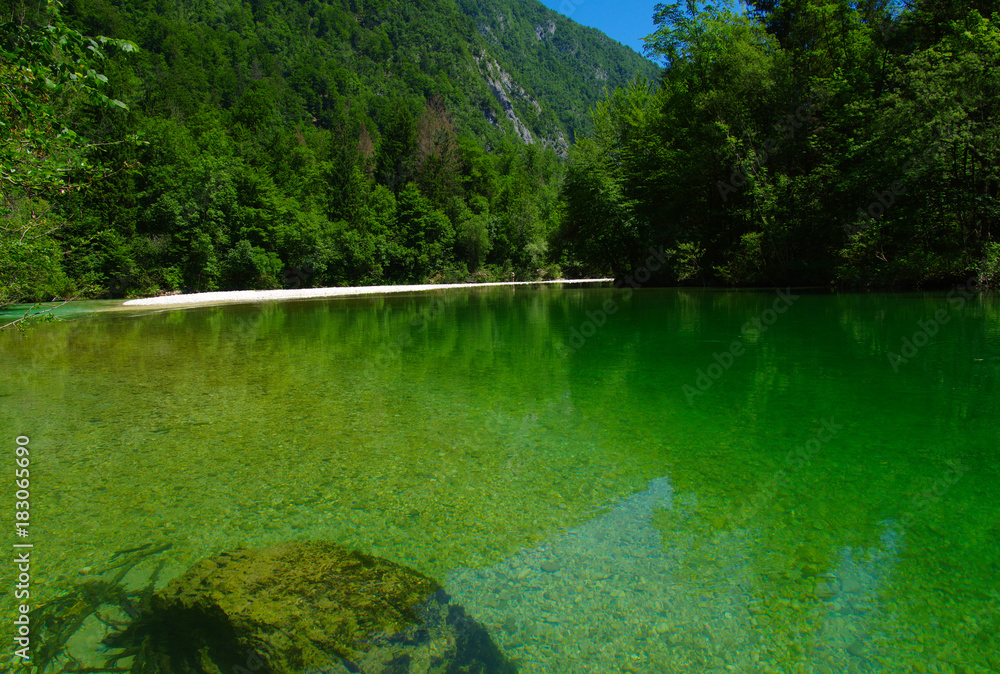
left=0, top=0, right=136, bottom=200
left=1, top=0, right=139, bottom=306
left=560, top=0, right=1000, bottom=289
left=0, top=0, right=656, bottom=304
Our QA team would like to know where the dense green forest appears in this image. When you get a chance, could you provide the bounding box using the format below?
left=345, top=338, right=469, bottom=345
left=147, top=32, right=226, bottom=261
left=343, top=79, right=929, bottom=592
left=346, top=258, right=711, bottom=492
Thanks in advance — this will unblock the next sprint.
left=2, top=0, right=999, bottom=307
left=0, top=0, right=655, bottom=303
left=560, top=0, right=1000, bottom=289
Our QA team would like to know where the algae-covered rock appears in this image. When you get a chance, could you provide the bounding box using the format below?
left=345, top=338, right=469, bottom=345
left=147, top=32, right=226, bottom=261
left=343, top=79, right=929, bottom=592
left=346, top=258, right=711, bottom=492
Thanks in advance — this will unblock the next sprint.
left=107, top=541, right=516, bottom=674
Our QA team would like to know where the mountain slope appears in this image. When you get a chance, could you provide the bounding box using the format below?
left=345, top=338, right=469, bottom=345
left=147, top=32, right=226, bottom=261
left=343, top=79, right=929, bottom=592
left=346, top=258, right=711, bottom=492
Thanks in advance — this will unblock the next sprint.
left=66, top=0, right=657, bottom=154
left=1, top=0, right=657, bottom=301
left=456, top=0, right=660, bottom=146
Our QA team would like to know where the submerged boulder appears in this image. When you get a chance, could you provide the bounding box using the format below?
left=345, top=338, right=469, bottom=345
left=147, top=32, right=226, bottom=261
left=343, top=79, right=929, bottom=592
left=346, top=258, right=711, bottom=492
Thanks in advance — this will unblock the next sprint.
left=107, top=540, right=516, bottom=674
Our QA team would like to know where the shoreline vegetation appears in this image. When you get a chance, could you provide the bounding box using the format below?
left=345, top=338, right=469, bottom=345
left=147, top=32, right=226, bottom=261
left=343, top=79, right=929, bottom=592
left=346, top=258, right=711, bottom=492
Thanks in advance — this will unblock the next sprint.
left=0, top=0, right=649, bottom=309
left=2, top=0, right=998, bottom=306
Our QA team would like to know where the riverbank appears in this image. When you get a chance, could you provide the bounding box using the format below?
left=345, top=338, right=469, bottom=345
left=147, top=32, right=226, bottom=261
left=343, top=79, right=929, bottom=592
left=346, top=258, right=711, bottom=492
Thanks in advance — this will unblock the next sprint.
left=121, top=279, right=613, bottom=308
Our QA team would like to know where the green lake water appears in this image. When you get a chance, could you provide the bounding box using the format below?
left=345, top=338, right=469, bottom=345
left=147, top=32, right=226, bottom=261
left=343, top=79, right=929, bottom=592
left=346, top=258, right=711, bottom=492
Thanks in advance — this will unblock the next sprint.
left=1, top=285, right=999, bottom=672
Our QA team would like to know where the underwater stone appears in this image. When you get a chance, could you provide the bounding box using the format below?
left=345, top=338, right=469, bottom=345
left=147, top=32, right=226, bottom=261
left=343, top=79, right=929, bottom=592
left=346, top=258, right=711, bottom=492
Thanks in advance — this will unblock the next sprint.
left=840, top=577, right=863, bottom=594
left=107, top=540, right=517, bottom=673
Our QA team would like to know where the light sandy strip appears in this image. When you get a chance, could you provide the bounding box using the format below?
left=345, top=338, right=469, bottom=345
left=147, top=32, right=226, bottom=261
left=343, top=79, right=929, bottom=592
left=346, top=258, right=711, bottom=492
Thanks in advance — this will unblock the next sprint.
left=121, top=279, right=614, bottom=308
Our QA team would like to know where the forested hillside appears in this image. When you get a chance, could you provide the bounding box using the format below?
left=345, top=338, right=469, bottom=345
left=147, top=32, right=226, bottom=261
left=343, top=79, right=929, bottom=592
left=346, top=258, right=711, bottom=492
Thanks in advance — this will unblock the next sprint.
left=560, top=0, right=1000, bottom=289
left=0, top=0, right=655, bottom=303
left=5, top=0, right=998, bottom=306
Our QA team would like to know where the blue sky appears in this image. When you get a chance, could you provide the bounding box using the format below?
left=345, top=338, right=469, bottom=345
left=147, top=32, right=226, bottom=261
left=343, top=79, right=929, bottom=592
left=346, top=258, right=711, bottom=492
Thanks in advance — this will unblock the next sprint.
left=536, top=0, right=664, bottom=57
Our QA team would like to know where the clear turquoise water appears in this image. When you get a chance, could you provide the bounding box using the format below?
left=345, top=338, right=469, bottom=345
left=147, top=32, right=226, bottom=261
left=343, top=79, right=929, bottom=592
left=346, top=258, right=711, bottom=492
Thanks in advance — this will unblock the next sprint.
left=1, top=285, right=998, bottom=672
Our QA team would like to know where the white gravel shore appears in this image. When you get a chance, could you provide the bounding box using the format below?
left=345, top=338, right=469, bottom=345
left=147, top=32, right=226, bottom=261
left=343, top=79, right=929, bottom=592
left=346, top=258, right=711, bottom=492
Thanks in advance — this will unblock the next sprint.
left=122, top=279, right=613, bottom=307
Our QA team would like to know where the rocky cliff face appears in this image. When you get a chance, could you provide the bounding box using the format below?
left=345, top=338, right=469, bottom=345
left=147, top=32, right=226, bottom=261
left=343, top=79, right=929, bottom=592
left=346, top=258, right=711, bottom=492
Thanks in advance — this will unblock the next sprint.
left=477, top=52, right=537, bottom=145
left=478, top=53, right=571, bottom=156
left=456, top=0, right=659, bottom=152
left=535, top=19, right=556, bottom=41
